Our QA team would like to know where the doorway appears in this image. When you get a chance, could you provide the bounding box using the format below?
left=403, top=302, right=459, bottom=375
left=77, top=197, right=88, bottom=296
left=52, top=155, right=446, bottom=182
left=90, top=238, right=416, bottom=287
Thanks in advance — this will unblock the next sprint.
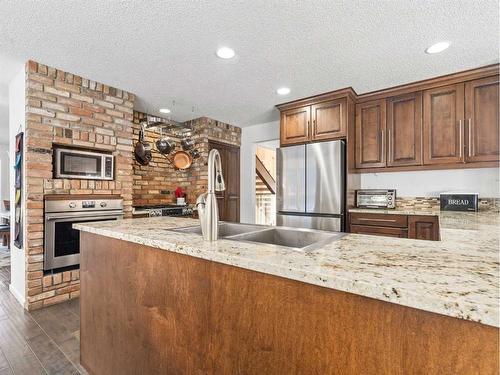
left=255, top=140, right=278, bottom=225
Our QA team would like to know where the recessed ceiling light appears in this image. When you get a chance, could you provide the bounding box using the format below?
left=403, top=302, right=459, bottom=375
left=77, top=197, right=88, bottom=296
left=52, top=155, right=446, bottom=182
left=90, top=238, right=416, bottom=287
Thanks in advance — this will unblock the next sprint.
left=276, top=87, right=291, bottom=95
left=216, top=47, right=236, bottom=59
left=159, top=108, right=171, bottom=114
left=425, top=41, right=450, bottom=54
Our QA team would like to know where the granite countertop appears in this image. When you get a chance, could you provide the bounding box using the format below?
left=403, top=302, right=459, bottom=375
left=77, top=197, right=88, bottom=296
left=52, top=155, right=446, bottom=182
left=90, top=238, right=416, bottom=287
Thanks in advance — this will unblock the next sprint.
left=74, top=211, right=500, bottom=327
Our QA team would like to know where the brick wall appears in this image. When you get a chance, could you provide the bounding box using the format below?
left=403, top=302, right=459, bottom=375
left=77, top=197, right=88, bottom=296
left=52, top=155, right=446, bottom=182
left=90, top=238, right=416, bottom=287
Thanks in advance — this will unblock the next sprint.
left=24, top=60, right=135, bottom=310
left=132, top=113, right=241, bottom=206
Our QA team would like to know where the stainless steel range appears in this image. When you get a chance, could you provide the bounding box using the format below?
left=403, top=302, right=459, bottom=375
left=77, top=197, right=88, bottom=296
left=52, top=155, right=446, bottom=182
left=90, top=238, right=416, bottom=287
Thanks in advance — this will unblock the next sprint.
left=134, top=205, right=193, bottom=217
left=44, top=195, right=123, bottom=271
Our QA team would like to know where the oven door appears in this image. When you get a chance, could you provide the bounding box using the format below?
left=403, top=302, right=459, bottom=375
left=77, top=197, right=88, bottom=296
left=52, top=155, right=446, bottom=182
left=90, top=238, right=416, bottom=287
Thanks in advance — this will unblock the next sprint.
left=44, top=210, right=122, bottom=271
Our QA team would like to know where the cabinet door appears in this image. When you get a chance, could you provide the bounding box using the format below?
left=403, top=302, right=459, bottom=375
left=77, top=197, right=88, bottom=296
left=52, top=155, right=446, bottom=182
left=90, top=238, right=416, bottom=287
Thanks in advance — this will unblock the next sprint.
left=423, top=84, right=464, bottom=165
left=311, top=98, right=346, bottom=140
left=355, top=99, right=386, bottom=168
left=465, top=76, right=500, bottom=162
left=387, top=92, right=422, bottom=166
left=408, top=215, right=439, bottom=241
left=280, top=106, right=310, bottom=145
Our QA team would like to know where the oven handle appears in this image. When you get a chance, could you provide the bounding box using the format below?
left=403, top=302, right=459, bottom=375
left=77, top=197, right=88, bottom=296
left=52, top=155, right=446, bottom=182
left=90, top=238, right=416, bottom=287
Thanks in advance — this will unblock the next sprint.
left=45, top=210, right=124, bottom=220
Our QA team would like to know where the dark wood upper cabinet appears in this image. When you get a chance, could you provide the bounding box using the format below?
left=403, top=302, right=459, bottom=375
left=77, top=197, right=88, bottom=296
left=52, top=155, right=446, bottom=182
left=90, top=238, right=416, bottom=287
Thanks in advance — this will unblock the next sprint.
left=423, top=84, right=465, bottom=165
left=311, top=98, right=347, bottom=140
left=465, top=76, right=500, bottom=163
left=277, top=65, right=498, bottom=171
left=280, top=106, right=310, bottom=145
left=387, top=92, right=423, bottom=167
left=209, top=142, right=240, bottom=223
left=355, top=99, right=386, bottom=168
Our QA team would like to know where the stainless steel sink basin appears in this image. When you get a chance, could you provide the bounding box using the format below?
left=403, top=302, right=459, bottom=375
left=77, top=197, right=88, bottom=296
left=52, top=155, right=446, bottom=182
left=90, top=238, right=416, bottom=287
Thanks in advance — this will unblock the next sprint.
left=170, top=222, right=344, bottom=251
left=229, top=227, right=344, bottom=251
left=170, top=222, right=265, bottom=238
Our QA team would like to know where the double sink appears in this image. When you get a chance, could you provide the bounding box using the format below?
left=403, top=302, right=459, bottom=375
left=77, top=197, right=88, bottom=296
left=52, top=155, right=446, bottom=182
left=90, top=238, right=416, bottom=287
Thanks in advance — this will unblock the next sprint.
left=170, top=222, right=344, bottom=251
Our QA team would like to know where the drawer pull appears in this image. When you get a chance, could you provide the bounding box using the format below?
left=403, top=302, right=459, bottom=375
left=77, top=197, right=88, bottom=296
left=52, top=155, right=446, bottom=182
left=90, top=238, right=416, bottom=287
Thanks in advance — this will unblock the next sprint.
left=357, top=218, right=397, bottom=222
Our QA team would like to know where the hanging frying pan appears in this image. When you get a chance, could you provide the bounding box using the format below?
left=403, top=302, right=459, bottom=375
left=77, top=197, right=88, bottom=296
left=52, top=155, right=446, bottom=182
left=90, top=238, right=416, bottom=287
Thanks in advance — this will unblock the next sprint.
left=172, top=151, right=192, bottom=170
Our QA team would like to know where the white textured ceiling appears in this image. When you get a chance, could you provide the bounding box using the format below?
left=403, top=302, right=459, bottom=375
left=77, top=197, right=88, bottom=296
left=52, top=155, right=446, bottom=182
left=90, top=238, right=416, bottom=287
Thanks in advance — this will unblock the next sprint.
left=0, top=0, right=498, bottom=130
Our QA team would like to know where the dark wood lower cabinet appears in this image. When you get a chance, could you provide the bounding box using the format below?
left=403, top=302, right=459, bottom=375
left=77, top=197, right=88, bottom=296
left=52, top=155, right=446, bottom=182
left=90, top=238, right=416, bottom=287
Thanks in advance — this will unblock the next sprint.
left=349, top=212, right=440, bottom=241
left=350, top=224, right=408, bottom=238
left=209, top=141, right=240, bottom=222
left=81, top=233, right=499, bottom=375
left=408, top=215, right=440, bottom=241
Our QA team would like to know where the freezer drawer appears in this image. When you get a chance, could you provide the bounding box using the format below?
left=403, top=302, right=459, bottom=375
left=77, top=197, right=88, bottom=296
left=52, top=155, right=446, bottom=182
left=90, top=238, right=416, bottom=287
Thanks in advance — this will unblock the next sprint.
left=277, top=213, right=342, bottom=232
left=277, top=145, right=305, bottom=213
left=306, top=141, right=344, bottom=215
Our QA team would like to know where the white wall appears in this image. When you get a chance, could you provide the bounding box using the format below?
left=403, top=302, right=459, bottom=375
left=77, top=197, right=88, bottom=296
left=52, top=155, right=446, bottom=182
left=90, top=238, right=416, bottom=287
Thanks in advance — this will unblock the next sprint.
left=360, top=168, right=500, bottom=198
left=8, top=67, right=25, bottom=306
left=240, top=121, right=279, bottom=223
left=0, top=145, right=9, bottom=202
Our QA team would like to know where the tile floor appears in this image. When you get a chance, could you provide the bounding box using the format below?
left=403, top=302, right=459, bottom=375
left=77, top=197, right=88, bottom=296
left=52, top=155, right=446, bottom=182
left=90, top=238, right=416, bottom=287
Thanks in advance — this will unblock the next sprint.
left=0, top=266, right=86, bottom=374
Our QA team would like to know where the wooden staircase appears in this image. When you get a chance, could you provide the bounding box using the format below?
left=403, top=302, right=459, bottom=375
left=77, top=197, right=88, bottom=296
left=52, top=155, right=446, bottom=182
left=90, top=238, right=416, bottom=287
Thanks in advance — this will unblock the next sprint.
left=256, top=155, right=275, bottom=195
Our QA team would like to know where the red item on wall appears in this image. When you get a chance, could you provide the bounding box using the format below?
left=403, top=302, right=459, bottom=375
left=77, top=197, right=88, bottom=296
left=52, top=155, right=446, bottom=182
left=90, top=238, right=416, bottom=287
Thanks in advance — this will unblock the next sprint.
left=175, top=187, right=184, bottom=198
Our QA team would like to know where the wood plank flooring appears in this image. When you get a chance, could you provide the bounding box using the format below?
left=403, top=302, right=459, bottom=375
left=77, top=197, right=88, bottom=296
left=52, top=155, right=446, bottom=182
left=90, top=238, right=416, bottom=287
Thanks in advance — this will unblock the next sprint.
left=0, top=267, right=86, bottom=374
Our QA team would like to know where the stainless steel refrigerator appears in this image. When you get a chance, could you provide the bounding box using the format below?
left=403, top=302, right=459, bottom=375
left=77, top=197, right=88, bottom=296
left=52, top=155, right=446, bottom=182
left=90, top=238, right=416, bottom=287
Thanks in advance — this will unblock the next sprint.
left=276, top=140, right=345, bottom=231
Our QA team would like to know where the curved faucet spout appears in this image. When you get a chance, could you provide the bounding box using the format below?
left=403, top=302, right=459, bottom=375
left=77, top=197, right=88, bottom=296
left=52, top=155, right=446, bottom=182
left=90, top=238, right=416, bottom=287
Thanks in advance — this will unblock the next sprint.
left=197, top=149, right=225, bottom=241
left=208, top=149, right=225, bottom=193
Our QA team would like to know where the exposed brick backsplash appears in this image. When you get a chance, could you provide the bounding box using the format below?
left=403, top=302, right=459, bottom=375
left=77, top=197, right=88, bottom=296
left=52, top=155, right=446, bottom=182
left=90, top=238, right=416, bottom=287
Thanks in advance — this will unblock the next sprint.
left=132, top=112, right=241, bottom=206
left=24, top=60, right=135, bottom=310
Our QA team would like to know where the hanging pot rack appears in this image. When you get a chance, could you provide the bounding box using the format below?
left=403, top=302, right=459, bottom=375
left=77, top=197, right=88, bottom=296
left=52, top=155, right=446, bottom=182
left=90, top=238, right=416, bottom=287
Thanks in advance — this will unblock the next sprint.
left=140, top=115, right=194, bottom=137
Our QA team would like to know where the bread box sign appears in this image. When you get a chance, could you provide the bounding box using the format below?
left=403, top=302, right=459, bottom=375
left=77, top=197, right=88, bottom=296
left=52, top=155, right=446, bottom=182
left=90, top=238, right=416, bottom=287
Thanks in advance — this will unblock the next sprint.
left=440, top=193, right=478, bottom=212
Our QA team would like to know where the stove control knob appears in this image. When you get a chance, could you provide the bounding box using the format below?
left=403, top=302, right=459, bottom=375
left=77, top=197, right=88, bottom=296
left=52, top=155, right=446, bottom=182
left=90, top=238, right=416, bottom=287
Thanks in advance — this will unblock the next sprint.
left=69, top=202, right=76, bottom=209
left=100, top=202, right=107, bottom=208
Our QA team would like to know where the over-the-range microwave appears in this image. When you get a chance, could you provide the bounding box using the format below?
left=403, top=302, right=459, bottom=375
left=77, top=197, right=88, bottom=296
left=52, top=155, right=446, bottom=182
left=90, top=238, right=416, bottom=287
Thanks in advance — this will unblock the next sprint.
left=54, top=147, right=114, bottom=180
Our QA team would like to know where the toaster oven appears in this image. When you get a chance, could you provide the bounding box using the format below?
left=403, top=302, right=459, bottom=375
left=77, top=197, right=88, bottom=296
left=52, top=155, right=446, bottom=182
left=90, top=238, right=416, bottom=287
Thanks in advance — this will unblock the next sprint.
left=355, top=189, right=396, bottom=209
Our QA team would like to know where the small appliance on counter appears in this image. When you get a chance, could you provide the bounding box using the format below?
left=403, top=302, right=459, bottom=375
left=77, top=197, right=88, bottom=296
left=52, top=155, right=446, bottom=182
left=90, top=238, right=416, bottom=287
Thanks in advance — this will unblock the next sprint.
left=355, top=189, right=396, bottom=209
left=440, top=192, right=479, bottom=212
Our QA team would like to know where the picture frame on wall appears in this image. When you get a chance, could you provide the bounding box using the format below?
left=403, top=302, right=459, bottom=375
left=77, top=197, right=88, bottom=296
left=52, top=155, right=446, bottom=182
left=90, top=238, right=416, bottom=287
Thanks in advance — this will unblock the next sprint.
left=14, top=132, right=23, bottom=248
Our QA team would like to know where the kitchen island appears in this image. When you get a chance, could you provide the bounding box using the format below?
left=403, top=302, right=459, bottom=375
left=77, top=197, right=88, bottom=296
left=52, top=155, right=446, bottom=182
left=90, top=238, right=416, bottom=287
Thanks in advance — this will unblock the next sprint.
left=75, top=211, right=499, bottom=374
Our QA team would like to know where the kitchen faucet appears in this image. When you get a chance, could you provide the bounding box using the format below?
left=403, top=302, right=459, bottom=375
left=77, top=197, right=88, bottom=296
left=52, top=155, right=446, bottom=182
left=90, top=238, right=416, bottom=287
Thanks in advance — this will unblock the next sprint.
left=196, top=149, right=225, bottom=241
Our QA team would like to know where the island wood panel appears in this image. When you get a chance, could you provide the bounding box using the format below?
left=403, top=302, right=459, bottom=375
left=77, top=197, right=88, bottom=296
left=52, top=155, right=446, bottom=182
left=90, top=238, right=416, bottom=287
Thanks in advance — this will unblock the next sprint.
left=355, top=99, right=386, bottom=168
left=80, top=233, right=499, bottom=375
left=465, top=75, right=500, bottom=163
left=423, top=84, right=465, bottom=165
left=387, top=91, right=423, bottom=166
left=311, top=98, right=347, bottom=140
left=280, top=106, right=310, bottom=145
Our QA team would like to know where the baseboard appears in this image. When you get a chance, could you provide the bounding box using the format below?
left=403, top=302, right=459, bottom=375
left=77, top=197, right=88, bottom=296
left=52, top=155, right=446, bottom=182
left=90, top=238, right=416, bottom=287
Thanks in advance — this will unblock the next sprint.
left=9, top=283, right=25, bottom=306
